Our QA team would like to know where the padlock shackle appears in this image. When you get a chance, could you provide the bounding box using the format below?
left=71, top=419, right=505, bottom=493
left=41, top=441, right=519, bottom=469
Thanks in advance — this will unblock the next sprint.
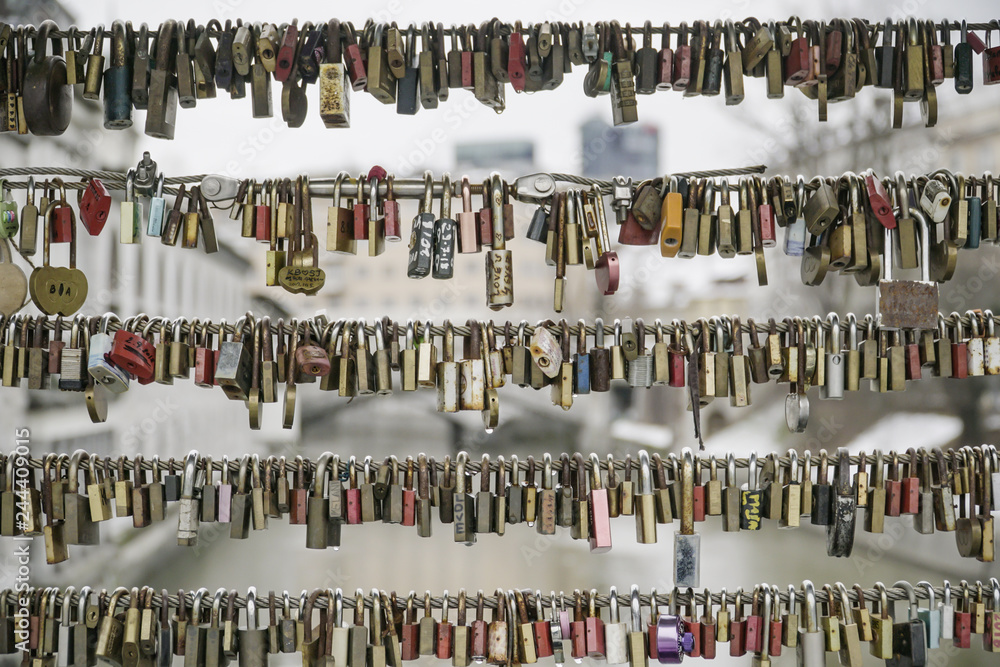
left=180, top=450, right=198, bottom=499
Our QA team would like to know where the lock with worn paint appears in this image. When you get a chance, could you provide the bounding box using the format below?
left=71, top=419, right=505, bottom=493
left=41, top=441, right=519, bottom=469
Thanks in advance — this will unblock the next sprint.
left=878, top=206, right=937, bottom=330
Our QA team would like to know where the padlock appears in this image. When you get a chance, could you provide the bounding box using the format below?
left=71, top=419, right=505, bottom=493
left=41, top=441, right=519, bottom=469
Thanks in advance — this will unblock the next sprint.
left=877, top=206, right=938, bottom=329
left=89, top=315, right=131, bottom=393
left=48, top=180, right=75, bottom=244
left=119, top=169, right=141, bottom=244
left=109, top=318, right=155, bottom=381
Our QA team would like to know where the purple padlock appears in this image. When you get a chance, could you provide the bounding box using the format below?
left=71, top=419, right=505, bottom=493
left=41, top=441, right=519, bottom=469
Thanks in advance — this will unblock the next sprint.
left=657, top=614, right=695, bottom=663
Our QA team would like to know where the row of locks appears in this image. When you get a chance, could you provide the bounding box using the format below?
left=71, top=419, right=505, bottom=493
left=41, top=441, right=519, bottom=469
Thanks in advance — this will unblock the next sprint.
left=5, top=311, right=1000, bottom=432
left=8, top=10, right=1000, bottom=667
left=2, top=581, right=992, bottom=666
left=5, top=17, right=1000, bottom=136
left=5, top=163, right=1000, bottom=315
left=9, top=446, right=998, bottom=566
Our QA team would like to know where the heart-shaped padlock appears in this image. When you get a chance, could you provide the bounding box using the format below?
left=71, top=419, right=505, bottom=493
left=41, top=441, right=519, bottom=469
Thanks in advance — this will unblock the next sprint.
left=28, top=194, right=88, bottom=316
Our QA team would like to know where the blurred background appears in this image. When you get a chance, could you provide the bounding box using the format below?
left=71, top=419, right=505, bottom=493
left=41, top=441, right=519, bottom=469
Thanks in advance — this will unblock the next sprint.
left=2, top=0, right=1000, bottom=664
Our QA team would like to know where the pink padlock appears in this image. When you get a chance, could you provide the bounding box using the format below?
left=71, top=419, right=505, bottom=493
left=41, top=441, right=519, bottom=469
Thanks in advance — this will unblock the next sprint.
left=587, top=453, right=612, bottom=553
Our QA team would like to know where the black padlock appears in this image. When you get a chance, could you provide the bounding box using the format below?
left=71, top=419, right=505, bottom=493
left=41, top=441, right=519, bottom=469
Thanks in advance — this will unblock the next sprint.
left=526, top=203, right=550, bottom=243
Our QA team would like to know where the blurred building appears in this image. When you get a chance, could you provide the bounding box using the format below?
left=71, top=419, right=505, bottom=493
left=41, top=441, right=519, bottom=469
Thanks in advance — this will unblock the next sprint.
left=580, top=117, right=659, bottom=180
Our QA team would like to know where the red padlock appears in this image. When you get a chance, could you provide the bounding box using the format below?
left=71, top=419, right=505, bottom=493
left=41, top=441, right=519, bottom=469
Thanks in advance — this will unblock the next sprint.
left=668, top=320, right=687, bottom=388
left=193, top=321, right=215, bottom=388
left=672, top=22, right=692, bottom=90
left=533, top=593, right=554, bottom=658
left=926, top=21, right=945, bottom=85
left=255, top=180, right=272, bottom=243
left=700, top=592, right=717, bottom=659
left=743, top=587, right=764, bottom=654
left=656, top=22, right=674, bottom=90
left=400, top=593, right=420, bottom=661
left=79, top=178, right=111, bottom=236
left=967, top=28, right=987, bottom=55
left=864, top=170, right=896, bottom=229
left=954, top=585, right=973, bottom=649
left=569, top=593, right=586, bottom=660
left=508, top=30, right=526, bottom=92
left=469, top=593, right=489, bottom=662
left=905, top=331, right=922, bottom=380
left=767, top=587, right=783, bottom=657
left=646, top=590, right=660, bottom=661
left=584, top=591, right=605, bottom=660
left=436, top=592, right=453, bottom=660
left=353, top=174, right=369, bottom=241
left=109, top=322, right=156, bottom=381
left=757, top=196, right=777, bottom=248
left=401, top=458, right=417, bottom=527
left=984, top=23, right=1000, bottom=84
left=900, top=448, right=920, bottom=514
left=729, top=590, right=747, bottom=657
left=824, top=25, right=843, bottom=69
left=345, top=456, right=362, bottom=524
left=48, top=179, right=75, bottom=244
left=274, top=20, right=298, bottom=82
left=785, top=19, right=812, bottom=85
left=884, top=452, right=903, bottom=518
left=951, top=318, right=969, bottom=379
left=683, top=595, right=701, bottom=658
left=343, top=23, right=367, bottom=90
left=692, top=472, right=707, bottom=522
left=461, top=27, right=475, bottom=90
left=383, top=174, right=401, bottom=242
left=478, top=179, right=493, bottom=249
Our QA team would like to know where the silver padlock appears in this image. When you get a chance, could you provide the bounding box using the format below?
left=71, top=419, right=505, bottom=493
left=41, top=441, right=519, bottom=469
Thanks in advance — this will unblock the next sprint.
left=984, top=310, right=1000, bottom=375
left=989, top=445, right=1000, bottom=512
left=87, top=315, right=130, bottom=394
left=176, top=451, right=200, bottom=546
left=916, top=581, right=940, bottom=649
left=146, top=172, right=166, bottom=237
left=821, top=313, right=844, bottom=400
left=603, top=587, right=628, bottom=665
left=530, top=322, right=562, bottom=379
left=966, top=310, right=986, bottom=376
left=626, top=319, right=652, bottom=388
left=919, top=178, right=951, bottom=223
left=796, top=581, right=825, bottom=666
left=611, top=175, right=634, bottom=224
left=582, top=23, right=599, bottom=62
left=877, top=206, right=938, bottom=329
left=939, top=580, right=954, bottom=640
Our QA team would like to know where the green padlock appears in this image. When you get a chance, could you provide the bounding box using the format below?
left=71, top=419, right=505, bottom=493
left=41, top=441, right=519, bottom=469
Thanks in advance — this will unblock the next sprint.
left=0, top=179, right=18, bottom=238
